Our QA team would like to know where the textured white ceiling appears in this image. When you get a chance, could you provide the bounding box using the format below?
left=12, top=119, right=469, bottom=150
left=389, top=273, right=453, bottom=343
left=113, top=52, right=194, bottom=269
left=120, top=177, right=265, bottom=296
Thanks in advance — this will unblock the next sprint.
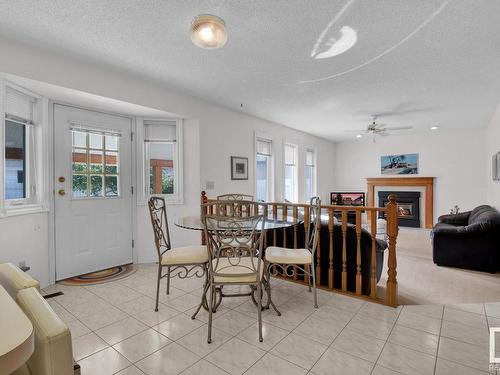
left=0, top=0, right=499, bottom=141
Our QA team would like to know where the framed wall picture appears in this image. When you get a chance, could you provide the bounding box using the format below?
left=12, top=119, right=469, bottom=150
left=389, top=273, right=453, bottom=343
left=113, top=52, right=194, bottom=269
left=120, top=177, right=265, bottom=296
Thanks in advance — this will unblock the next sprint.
left=494, top=152, right=500, bottom=181
left=231, top=156, right=248, bottom=180
left=381, top=153, right=418, bottom=175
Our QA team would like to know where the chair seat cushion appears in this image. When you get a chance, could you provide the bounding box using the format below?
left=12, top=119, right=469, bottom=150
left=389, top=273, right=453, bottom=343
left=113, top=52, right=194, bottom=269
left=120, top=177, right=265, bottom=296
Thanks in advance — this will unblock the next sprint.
left=213, top=257, right=263, bottom=283
left=265, top=247, right=312, bottom=265
left=161, top=246, right=208, bottom=265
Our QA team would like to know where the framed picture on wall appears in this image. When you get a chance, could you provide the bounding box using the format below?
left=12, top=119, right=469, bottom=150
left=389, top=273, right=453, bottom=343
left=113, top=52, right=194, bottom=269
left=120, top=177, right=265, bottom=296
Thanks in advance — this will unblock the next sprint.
left=231, top=156, right=248, bottom=180
left=381, top=153, right=418, bottom=175
left=494, top=152, right=500, bottom=181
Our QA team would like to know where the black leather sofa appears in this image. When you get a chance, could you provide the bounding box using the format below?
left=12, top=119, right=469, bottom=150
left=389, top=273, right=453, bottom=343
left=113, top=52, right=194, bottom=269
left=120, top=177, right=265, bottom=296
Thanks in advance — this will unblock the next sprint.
left=265, top=222, right=387, bottom=295
left=432, top=205, right=500, bottom=273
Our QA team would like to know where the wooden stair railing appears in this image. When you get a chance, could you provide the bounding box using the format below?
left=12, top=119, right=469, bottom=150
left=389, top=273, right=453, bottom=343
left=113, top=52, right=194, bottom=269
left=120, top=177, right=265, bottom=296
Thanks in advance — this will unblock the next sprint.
left=200, top=191, right=399, bottom=307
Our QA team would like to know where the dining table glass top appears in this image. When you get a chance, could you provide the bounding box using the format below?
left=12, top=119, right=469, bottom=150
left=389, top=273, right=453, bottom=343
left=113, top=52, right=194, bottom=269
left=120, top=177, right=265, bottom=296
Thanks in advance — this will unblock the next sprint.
left=174, top=215, right=301, bottom=231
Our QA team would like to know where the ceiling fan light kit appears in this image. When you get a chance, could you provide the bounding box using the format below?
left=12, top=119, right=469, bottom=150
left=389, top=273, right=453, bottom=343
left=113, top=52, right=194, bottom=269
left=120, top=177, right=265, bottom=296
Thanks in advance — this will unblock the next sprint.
left=190, top=14, right=227, bottom=49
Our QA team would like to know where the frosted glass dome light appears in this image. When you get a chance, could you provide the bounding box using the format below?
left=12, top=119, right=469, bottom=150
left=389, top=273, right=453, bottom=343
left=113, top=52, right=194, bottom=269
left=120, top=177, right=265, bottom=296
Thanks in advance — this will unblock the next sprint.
left=190, top=14, right=227, bottom=49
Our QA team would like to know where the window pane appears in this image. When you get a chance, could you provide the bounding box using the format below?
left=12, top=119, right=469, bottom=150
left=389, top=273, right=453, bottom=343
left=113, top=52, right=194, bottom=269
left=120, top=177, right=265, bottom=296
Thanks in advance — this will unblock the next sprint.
left=72, top=131, right=87, bottom=148
left=284, top=165, right=295, bottom=201
left=90, top=175, right=103, bottom=197
left=149, top=142, right=175, bottom=195
left=89, top=133, right=103, bottom=149
left=256, top=154, right=269, bottom=202
left=161, top=167, right=174, bottom=194
left=5, top=120, right=26, bottom=200
left=72, top=175, right=88, bottom=197
left=105, top=176, right=119, bottom=197
left=105, top=151, right=119, bottom=174
left=72, top=149, right=87, bottom=172
left=89, top=150, right=103, bottom=173
left=305, top=166, right=313, bottom=201
left=105, top=135, right=118, bottom=150
left=71, top=130, right=120, bottom=198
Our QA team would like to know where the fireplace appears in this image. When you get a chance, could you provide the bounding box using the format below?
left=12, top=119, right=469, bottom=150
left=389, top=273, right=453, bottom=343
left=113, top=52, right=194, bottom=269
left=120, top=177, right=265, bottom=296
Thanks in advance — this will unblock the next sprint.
left=378, top=191, right=421, bottom=228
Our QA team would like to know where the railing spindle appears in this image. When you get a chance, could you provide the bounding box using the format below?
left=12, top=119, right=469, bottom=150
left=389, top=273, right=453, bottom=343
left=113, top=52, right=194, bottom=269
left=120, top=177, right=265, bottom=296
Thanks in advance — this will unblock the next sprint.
left=328, top=210, right=334, bottom=289
left=341, top=210, right=347, bottom=292
left=370, top=210, right=377, bottom=299
left=355, top=210, right=362, bottom=295
left=272, top=203, right=278, bottom=246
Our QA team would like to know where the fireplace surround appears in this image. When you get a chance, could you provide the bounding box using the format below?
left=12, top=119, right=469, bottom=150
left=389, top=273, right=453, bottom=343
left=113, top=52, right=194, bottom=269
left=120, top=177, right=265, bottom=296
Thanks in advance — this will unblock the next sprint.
left=378, top=191, right=421, bottom=227
left=366, top=177, right=435, bottom=229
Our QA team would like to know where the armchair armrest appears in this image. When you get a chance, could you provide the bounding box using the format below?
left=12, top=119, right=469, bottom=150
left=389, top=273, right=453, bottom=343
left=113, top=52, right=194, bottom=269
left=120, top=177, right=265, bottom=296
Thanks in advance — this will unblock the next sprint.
left=437, top=211, right=470, bottom=226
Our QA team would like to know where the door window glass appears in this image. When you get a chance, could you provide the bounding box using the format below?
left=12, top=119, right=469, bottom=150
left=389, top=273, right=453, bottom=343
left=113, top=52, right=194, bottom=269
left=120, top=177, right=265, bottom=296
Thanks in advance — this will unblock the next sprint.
left=72, top=130, right=120, bottom=198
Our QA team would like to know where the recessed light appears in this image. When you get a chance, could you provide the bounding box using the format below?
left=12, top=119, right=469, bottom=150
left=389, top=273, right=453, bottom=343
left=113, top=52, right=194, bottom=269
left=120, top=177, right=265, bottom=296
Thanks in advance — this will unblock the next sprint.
left=190, top=14, right=227, bottom=49
left=356, top=134, right=363, bottom=139
left=430, top=126, right=439, bottom=130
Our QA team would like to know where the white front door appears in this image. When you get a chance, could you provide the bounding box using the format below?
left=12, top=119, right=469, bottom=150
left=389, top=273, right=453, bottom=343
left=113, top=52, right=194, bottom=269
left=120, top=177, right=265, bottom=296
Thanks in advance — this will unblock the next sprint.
left=54, top=104, right=133, bottom=280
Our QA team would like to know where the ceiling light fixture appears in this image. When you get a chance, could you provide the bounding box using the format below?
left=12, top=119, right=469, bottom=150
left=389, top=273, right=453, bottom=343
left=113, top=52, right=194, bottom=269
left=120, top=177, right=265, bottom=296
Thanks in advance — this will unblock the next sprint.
left=430, top=125, right=439, bottom=130
left=190, top=14, right=227, bottom=49
left=356, top=134, right=363, bottom=139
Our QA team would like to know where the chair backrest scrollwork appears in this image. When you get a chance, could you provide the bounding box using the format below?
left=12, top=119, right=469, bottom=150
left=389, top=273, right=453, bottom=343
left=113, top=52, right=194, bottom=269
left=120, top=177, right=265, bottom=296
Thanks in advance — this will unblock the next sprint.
left=202, top=201, right=265, bottom=282
left=148, top=196, right=172, bottom=260
left=215, top=195, right=256, bottom=218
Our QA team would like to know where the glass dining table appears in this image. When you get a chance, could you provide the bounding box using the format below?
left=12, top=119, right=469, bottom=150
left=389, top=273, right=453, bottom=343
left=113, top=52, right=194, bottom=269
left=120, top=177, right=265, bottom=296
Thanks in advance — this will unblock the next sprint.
left=174, top=215, right=301, bottom=316
left=174, top=215, right=300, bottom=231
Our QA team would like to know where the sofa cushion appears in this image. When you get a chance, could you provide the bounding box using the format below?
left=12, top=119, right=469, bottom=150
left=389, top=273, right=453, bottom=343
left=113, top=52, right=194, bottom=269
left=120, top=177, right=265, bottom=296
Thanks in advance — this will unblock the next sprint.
left=0, top=263, right=40, bottom=299
left=468, top=205, right=500, bottom=226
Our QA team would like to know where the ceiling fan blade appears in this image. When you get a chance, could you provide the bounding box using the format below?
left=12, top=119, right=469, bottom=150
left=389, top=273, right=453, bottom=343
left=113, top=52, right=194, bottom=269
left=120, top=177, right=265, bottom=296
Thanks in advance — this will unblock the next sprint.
left=342, top=129, right=369, bottom=133
left=384, top=126, right=413, bottom=131
left=378, top=132, right=390, bottom=136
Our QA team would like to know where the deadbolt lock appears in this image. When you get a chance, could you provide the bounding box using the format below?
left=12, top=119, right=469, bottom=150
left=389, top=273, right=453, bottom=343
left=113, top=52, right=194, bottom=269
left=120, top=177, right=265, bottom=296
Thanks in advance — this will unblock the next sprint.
left=58, top=176, right=65, bottom=183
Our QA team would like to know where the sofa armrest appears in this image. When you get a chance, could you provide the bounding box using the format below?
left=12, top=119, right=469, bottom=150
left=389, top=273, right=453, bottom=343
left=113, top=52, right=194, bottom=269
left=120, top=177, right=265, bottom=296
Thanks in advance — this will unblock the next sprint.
left=16, top=288, right=74, bottom=375
left=0, top=263, right=40, bottom=298
left=437, top=211, right=470, bottom=226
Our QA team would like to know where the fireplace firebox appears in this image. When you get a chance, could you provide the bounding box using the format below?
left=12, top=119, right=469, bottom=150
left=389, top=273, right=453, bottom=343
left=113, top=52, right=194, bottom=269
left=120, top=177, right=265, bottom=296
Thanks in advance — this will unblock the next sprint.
left=378, top=191, right=421, bottom=228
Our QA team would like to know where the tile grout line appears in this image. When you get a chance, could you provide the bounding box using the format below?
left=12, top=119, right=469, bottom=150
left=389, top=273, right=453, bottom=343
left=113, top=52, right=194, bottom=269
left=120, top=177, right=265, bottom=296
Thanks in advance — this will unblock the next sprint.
left=366, top=304, right=404, bottom=375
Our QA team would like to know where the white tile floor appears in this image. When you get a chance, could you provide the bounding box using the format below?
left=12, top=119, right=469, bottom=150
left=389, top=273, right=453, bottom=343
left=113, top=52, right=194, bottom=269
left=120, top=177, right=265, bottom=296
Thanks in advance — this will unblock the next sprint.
left=42, top=264, right=499, bottom=375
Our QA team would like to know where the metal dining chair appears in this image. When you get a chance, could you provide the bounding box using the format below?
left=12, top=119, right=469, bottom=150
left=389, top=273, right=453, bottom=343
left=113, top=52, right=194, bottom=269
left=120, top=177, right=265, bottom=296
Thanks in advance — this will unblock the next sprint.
left=216, top=194, right=255, bottom=217
left=203, top=211, right=266, bottom=343
left=148, top=196, right=208, bottom=312
left=264, top=197, right=322, bottom=314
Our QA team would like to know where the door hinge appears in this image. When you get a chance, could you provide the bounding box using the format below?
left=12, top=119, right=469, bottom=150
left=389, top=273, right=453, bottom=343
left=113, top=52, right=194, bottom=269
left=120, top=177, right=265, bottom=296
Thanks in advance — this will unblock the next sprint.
left=132, top=239, right=135, bottom=248
left=131, top=186, right=134, bottom=195
left=131, top=132, right=134, bottom=141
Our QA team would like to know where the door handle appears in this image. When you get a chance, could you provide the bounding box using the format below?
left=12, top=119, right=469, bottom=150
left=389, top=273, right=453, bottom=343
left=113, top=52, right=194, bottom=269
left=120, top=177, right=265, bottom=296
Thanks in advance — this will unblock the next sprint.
left=58, top=189, right=66, bottom=196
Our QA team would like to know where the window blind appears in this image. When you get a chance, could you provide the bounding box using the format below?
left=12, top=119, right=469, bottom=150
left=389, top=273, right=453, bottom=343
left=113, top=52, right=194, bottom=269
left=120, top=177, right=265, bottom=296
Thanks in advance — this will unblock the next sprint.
left=256, top=138, right=272, bottom=156
left=5, top=88, right=36, bottom=124
left=144, top=120, right=177, bottom=142
left=284, top=144, right=296, bottom=165
left=306, top=149, right=315, bottom=166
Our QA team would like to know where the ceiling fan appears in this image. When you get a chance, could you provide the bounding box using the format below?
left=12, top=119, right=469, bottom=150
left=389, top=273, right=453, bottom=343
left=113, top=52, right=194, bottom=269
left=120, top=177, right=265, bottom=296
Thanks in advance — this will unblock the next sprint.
left=345, top=116, right=413, bottom=138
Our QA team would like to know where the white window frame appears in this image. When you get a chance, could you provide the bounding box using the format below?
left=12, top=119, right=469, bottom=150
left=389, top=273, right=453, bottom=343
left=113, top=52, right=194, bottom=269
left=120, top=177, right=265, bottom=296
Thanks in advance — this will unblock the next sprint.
left=0, top=79, right=48, bottom=217
left=304, top=146, right=317, bottom=202
left=254, top=132, right=274, bottom=202
left=138, top=117, right=184, bottom=205
left=283, top=142, right=298, bottom=203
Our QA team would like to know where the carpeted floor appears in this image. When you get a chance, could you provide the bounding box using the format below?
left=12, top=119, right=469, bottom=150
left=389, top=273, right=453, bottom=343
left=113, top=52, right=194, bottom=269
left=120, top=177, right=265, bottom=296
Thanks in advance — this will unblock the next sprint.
left=378, top=228, right=500, bottom=305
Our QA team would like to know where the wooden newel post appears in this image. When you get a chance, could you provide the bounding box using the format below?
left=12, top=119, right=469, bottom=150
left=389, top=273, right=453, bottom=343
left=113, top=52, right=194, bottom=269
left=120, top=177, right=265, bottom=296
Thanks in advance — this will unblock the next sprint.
left=201, top=191, right=208, bottom=245
left=385, top=194, right=398, bottom=307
